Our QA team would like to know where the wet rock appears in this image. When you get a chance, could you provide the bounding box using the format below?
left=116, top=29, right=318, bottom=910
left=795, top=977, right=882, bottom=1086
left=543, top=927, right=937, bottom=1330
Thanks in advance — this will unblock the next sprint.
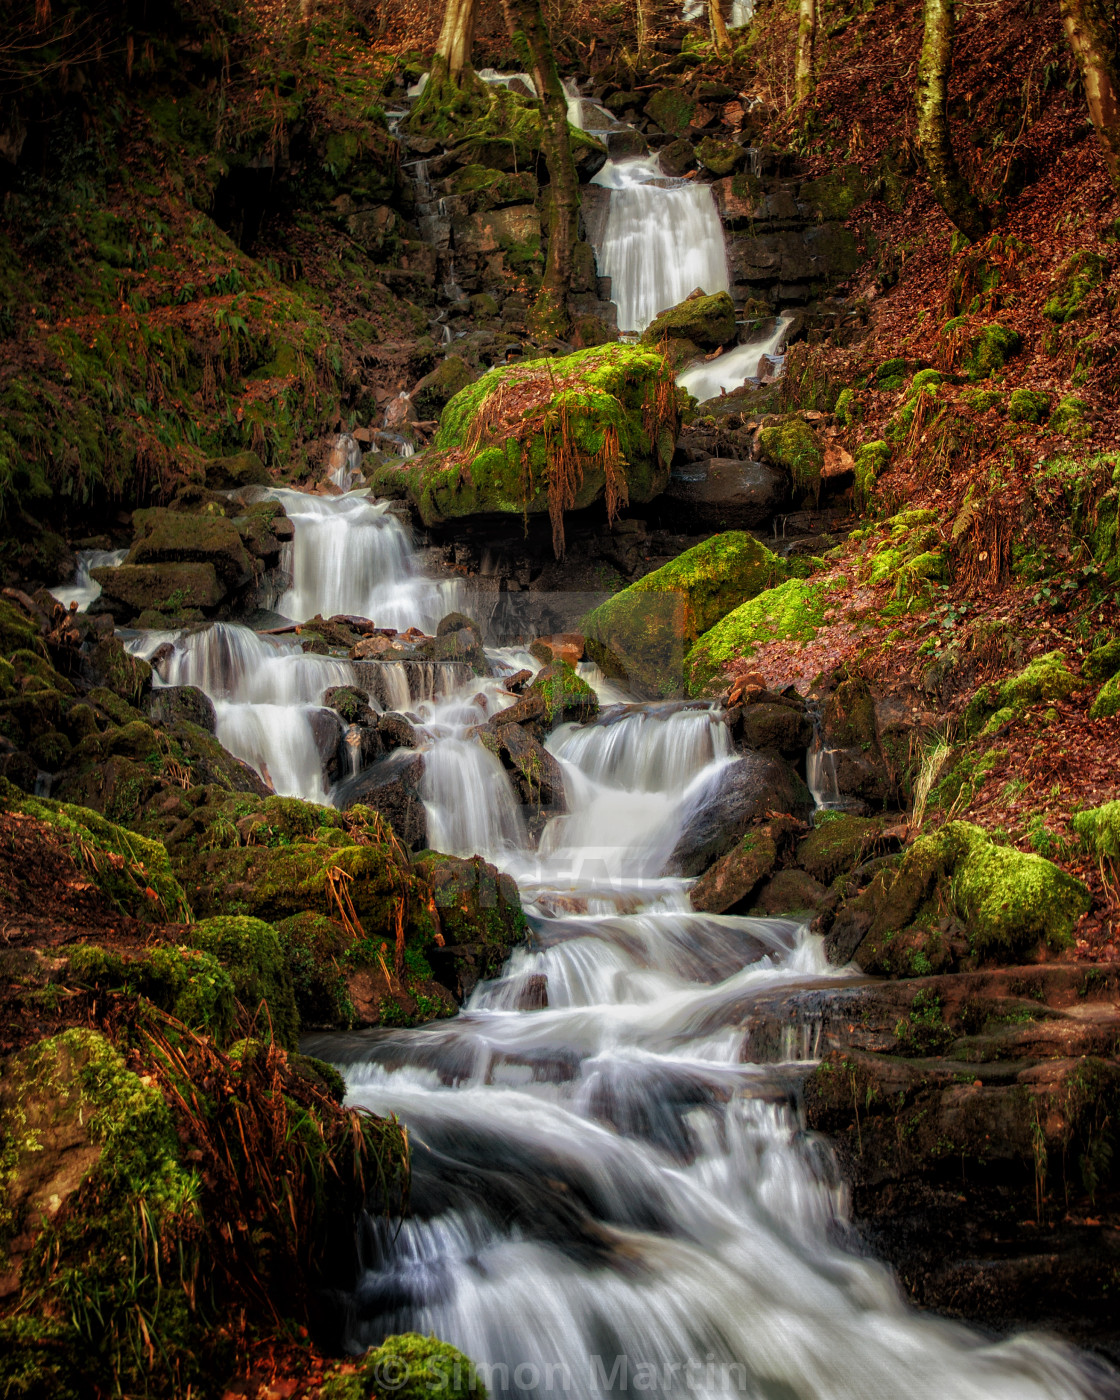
left=415, top=850, right=528, bottom=999
left=376, top=712, right=419, bottom=750
left=410, top=354, right=476, bottom=419
left=91, top=562, right=224, bottom=617
left=641, top=290, right=736, bottom=350
left=659, top=139, right=695, bottom=177
left=729, top=697, right=813, bottom=755
left=689, top=827, right=779, bottom=914
left=663, top=457, right=788, bottom=532
left=796, top=812, right=890, bottom=884
left=669, top=751, right=812, bottom=876
left=324, top=685, right=377, bottom=727
left=606, top=128, right=648, bottom=161
left=478, top=718, right=566, bottom=825
left=203, top=450, right=270, bottom=490
left=129, top=508, right=255, bottom=591
left=751, top=868, right=828, bottom=918
left=529, top=633, right=585, bottom=668
left=148, top=685, right=217, bottom=734
left=334, top=749, right=427, bottom=848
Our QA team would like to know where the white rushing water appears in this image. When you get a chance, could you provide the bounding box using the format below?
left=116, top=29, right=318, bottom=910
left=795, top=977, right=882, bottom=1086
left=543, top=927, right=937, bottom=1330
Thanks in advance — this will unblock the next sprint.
left=676, top=313, right=795, bottom=402
left=591, top=157, right=730, bottom=335
left=332, top=679, right=1107, bottom=1399
left=51, top=547, right=128, bottom=612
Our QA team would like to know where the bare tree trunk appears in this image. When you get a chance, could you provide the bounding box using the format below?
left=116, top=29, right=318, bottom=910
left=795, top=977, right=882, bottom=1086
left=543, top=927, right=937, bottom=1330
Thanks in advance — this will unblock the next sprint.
left=795, top=0, right=816, bottom=101
left=636, top=0, right=652, bottom=65
left=508, top=0, right=580, bottom=337
left=915, top=0, right=990, bottom=240
left=434, top=0, right=477, bottom=81
left=709, top=0, right=732, bottom=60
left=1060, top=0, right=1120, bottom=189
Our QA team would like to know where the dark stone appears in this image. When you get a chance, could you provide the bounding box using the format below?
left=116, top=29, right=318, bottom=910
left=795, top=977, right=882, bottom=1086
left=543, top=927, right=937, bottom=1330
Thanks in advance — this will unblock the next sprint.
left=148, top=685, right=217, bottom=734
left=334, top=749, right=427, bottom=849
left=376, top=712, right=419, bottom=750
left=606, top=128, right=648, bottom=161
left=663, top=458, right=787, bottom=531
left=733, top=699, right=813, bottom=755
left=658, top=139, right=696, bottom=177
left=669, top=752, right=812, bottom=877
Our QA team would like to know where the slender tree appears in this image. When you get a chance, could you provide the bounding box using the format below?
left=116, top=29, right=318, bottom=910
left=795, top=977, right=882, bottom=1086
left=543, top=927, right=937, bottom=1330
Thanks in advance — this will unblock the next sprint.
left=506, top=0, right=581, bottom=337
left=915, top=0, right=990, bottom=240
left=795, top=0, right=817, bottom=101
left=409, top=0, right=488, bottom=136
left=433, top=0, right=477, bottom=84
left=710, top=0, right=732, bottom=60
left=1060, top=0, right=1120, bottom=189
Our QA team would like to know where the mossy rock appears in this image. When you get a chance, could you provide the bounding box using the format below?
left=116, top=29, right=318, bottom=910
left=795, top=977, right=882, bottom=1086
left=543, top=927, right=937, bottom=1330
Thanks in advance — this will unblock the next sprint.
left=1090, top=671, right=1120, bottom=719
left=799, top=164, right=869, bottom=220
left=320, top=1333, right=487, bottom=1400
left=185, top=914, right=300, bottom=1050
left=854, top=439, right=891, bottom=505
left=1084, top=638, right=1120, bottom=684
left=751, top=868, right=829, bottom=919
left=875, top=357, right=910, bottom=392
left=0, top=1029, right=203, bottom=1394
left=1043, top=250, right=1109, bottom=323
left=963, top=387, right=1003, bottom=412
left=1050, top=393, right=1090, bottom=437
left=448, top=164, right=538, bottom=214
left=857, top=820, right=1088, bottom=961
left=129, top=507, right=254, bottom=589
left=203, top=451, right=270, bottom=490
left=0, top=598, right=46, bottom=658
left=1072, top=801, right=1120, bottom=864
left=92, top=561, right=225, bottom=615
left=964, top=650, right=1081, bottom=734
left=641, top=291, right=736, bottom=350
left=67, top=942, right=237, bottom=1041
left=582, top=532, right=788, bottom=698
left=0, top=779, right=191, bottom=922
left=1008, top=388, right=1050, bottom=423
left=645, top=88, right=696, bottom=137
left=369, top=343, right=678, bottom=534
left=684, top=577, right=833, bottom=697
left=758, top=417, right=823, bottom=496
left=411, top=355, right=476, bottom=420
left=275, top=911, right=355, bottom=1029
left=797, top=812, right=883, bottom=884
left=527, top=660, right=598, bottom=728
left=963, top=323, right=1022, bottom=378
left=694, top=137, right=747, bottom=178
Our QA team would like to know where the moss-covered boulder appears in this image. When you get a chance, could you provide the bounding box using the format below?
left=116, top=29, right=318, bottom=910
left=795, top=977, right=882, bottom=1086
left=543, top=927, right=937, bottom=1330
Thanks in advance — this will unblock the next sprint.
left=527, top=660, right=599, bottom=729
left=412, top=851, right=528, bottom=998
left=963, top=322, right=1022, bottom=378
left=641, top=290, right=736, bottom=350
left=1090, top=672, right=1120, bottom=719
left=411, top=355, right=476, bottom=420
left=185, top=915, right=300, bottom=1050
left=694, top=137, right=747, bottom=178
left=90, top=561, right=225, bottom=616
left=582, top=533, right=787, bottom=698
left=645, top=88, right=696, bottom=137
left=369, top=344, right=678, bottom=552
left=685, top=577, right=834, bottom=697
left=1043, top=250, right=1109, bottom=323
left=1008, top=388, right=1050, bottom=423
left=275, top=911, right=356, bottom=1030
left=129, top=507, right=255, bottom=589
left=320, top=1333, right=487, bottom=1400
left=1050, top=393, right=1089, bottom=437
left=0, top=779, right=190, bottom=922
left=964, top=650, right=1082, bottom=734
left=758, top=417, right=824, bottom=498
left=797, top=812, right=884, bottom=884
left=203, top=450, right=270, bottom=490
left=689, top=827, right=778, bottom=913
left=836, top=820, right=1089, bottom=966
left=1083, top=638, right=1120, bottom=683
left=67, top=942, right=237, bottom=1041
left=853, top=439, right=892, bottom=505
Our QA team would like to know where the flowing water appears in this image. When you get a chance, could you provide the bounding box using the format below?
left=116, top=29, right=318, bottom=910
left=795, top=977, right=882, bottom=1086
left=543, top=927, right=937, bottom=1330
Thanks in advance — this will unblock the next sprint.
left=51, top=546, right=128, bottom=612
left=591, top=158, right=730, bottom=335
left=676, top=314, right=795, bottom=402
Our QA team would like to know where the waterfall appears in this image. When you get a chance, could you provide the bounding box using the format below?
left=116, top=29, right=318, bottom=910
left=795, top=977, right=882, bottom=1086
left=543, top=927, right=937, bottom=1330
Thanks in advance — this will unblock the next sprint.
left=267, top=489, right=459, bottom=630
left=591, top=158, right=730, bottom=334
left=730, top=0, right=754, bottom=24
left=327, top=433, right=364, bottom=490
left=676, top=312, right=795, bottom=401
left=51, top=547, right=128, bottom=612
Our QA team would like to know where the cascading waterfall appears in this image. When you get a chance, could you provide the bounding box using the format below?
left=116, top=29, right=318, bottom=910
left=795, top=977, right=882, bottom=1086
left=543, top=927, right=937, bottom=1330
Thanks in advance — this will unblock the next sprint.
left=591, top=157, right=730, bottom=334
left=268, top=488, right=459, bottom=630
left=51, top=547, right=128, bottom=612
left=321, top=687, right=1106, bottom=1399
left=676, top=312, right=795, bottom=401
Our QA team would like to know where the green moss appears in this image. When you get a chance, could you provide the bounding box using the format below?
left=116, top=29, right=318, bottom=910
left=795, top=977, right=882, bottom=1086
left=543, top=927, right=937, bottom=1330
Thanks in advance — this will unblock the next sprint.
left=797, top=812, right=882, bottom=884
left=369, top=343, right=677, bottom=532
left=1090, top=671, right=1120, bottom=719
left=964, top=323, right=1022, bottom=378
left=694, top=137, right=746, bottom=177
left=1008, top=389, right=1050, bottom=423
left=185, top=915, right=300, bottom=1050
left=1072, top=801, right=1120, bottom=864
left=1043, top=250, right=1110, bottom=323
left=645, top=88, right=696, bottom=137
left=0, top=779, right=190, bottom=922
left=0, top=1029, right=202, bottom=1395
left=275, top=912, right=356, bottom=1030
left=875, top=357, right=909, bottom=392
left=1083, top=638, right=1120, bottom=683
left=963, top=651, right=1081, bottom=735
left=684, top=577, right=833, bottom=696
left=1050, top=393, right=1090, bottom=438
left=67, top=942, right=237, bottom=1042
left=321, top=1333, right=487, bottom=1400
left=853, top=439, right=890, bottom=505
left=582, top=533, right=788, bottom=698
left=799, top=164, right=868, bottom=220
left=758, top=417, right=823, bottom=495
left=963, top=387, right=1003, bottom=412
left=641, top=291, right=736, bottom=350
left=527, top=661, right=599, bottom=728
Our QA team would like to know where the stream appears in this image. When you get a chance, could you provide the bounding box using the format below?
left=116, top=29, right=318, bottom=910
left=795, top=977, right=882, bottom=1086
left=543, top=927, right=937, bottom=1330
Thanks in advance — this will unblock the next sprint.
left=78, top=79, right=1116, bottom=1397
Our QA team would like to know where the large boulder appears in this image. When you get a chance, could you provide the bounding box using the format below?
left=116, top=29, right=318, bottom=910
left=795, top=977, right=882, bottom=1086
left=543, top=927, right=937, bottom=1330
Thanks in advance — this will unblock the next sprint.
left=641, top=290, right=736, bottom=350
left=663, top=457, right=787, bottom=531
left=410, top=354, right=476, bottom=420
left=669, top=753, right=812, bottom=876
left=370, top=344, right=679, bottom=549
left=333, top=749, right=427, bottom=848
left=685, top=577, right=833, bottom=697
left=583, top=532, right=787, bottom=698
left=128, top=508, right=255, bottom=590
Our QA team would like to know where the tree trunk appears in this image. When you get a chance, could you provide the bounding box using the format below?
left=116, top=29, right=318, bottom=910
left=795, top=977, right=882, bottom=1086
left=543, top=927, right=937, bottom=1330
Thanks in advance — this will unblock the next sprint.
left=435, top=0, right=477, bottom=82
left=508, top=0, right=580, bottom=337
left=709, top=0, right=732, bottom=60
left=636, top=0, right=653, bottom=65
left=915, top=0, right=990, bottom=241
left=795, top=0, right=816, bottom=101
left=1060, top=0, right=1120, bottom=189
